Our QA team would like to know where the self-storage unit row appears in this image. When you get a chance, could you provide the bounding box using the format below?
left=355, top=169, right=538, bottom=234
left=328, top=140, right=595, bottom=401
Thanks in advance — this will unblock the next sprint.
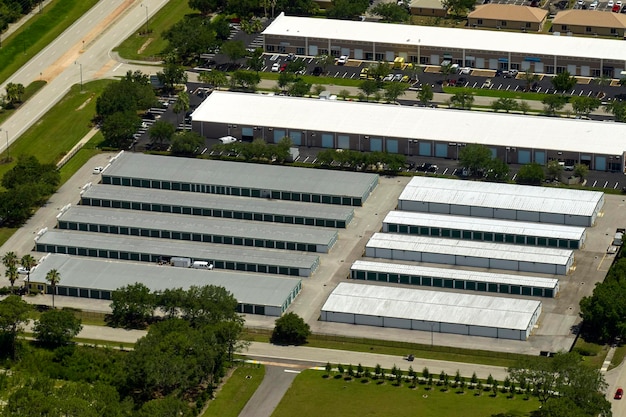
left=350, top=260, right=559, bottom=297
left=382, top=211, right=586, bottom=249
left=57, top=206, right=338, bottom=253
left=320, top=282, right=542, bottom=340
left=28, top=254, right=301, bottom=316
left=80, top=184, right=354, bottom=228
left=102, top=152, right=378, bottom=207
left=365, top=233, right=574, bottom=275
left=34, top=230, right=319, bottom=277
left=398, top=177, right=604, bottom=227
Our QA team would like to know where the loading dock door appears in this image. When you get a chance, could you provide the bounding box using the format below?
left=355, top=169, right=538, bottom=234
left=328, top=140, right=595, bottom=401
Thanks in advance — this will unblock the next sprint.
left=489, top=59, right=498, bottom=69
left=430, top=55, right=440, bottom=65
left=567, top=65, right=576, bottom=75
left=535, top=62, right=544, bottom=73
left=308, top=45, right=318, bottom=56
left=354, top=49, right=363, bottom=60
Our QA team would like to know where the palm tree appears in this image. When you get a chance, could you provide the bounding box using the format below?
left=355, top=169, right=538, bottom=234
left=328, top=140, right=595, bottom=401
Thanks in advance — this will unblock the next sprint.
left=522, top=69, right=540, bottom=92
left=5, top=265, right=18, bottom=293
left=20, top=254, right=37, bottom=292
left=46, top=269, right=61, bottom=308
left=172, top=91, right=190, bottom=130
left=2, top=251, right=18, bottom=269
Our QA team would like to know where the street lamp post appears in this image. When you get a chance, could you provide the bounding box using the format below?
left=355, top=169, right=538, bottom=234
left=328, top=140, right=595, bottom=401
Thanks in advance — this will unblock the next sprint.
left=430, top=322, right=435, bottom=347
left=141, top=4, right=149, bottom=35
left=75, top=62, right=83, bottom=91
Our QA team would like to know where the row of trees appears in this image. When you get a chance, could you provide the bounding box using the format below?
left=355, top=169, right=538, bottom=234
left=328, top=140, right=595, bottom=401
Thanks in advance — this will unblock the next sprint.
left=0, top=0, right=39, bottom=32
left=212, top=137, right=293, bottom=162
left=0, top=155, right=60, bottom=227
left=0, top=280, right=248, bottom=415
left=317, top=149, right=407, bottom=172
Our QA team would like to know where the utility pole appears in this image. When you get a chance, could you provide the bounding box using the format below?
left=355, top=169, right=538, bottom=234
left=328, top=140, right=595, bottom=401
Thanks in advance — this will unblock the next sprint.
left=141, top=4, right=149, bottom=35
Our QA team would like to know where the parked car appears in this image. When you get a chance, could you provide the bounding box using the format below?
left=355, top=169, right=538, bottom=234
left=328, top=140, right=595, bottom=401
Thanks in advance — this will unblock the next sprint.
left=219, top=136, right=238, bottom=144
left=621, top=4, right=626, bottom=12
left=337, top=55, right=349, bottom=65
left=615, top=388, right=623, bottom=400
left=608, top=0, right=615, bottom=7
left=271, top=62, right=280, bottom=72
left=392, top=73, right=402, bottom=81
left=458, top=67, right=471, bottom=75
left=383, top=74, right=394, bottom=82
left=360, top=67, right=370, bottom=79
left=417, top=162, right=438, bottom=172
left=286, top=53, right=296, bottom=61
left=279, top=63, right=288, bottom=72
left=93, top=166, right=104, bottom=174
left=312, top=66, right=323, bottom=76
left=613, top=3, right=621, bottom=11
left=401, top=75, right=410, bottom=83
left=502, top=69, right=519, bottom=78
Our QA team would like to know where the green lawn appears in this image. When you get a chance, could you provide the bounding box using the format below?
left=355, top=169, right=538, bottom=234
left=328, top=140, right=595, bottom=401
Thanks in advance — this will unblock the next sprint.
left=202, top=364, right=265, bottom=417
left=113, top=1, right=195, bottom=61
left=0, top=0, right=99, bottom=85
left=272, top=370, right=539, bottom=417
left=443, top=86, right=551, bottom=101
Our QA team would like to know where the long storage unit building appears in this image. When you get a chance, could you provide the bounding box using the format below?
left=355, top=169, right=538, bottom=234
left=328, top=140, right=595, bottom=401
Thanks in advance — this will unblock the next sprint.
left=382, top=211, right=586, bottom=249
left=35, top=230, right=320, bottom=277
left=365, top=233, right=574, bottom=275
left=57, top=206, right=338, bottom=253
left=321, top=282, right=542, bottom=340
left=80, top=184, right=354, bottom=228
left=397, top=177, right=604, bottom=227
left=101, top=152, right=379, bottom=207
left=28, top=254, right=301, bottom=316
left=350, top=260, right=559, bottom=298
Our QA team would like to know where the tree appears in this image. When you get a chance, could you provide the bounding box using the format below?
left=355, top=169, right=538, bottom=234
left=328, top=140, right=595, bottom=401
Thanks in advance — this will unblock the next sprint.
left=522, top=69, right=540, bottom=92
left=178, top=285, right=241, bottom=326
left=369, top=61, right=391, bottom=82
left=384, top=82, right=409, bottom=103
left=551, top=71, right=577, bottom=93
left=247, top=48, right=265, bottom=74
left=230, top=70, right=260, bottom=91
left=325, top=362, right=332, bottom=376
left=573, top=163, right=588, bottom=181
left=516, top=162, right=545, bottom=185
left=459, top=144, right=492, bottom=176
left=20, top=253, right=36, bottom=291
left=2, top=155, right=60, bottom=193
left=163, top=16, right=217, bottom=64
left=157, top=63, right=188, bottom=94
left=5, top=265, right=18, bottom=293
left=418, top=83, right=434, bottom=106
left=315, top=54, right=335, bottom=74
left=172, top=91, right=190, bottom=128
left=604, top=100, right=626, bottom=122
left=271, top=312, right=311, bottom=345
left=491, top=97, right=519, bottom=113
left=546, top=160, right=563, bottom=181
left=442, top=0, right=476, bottom=17
left=189, top=0, right=227, bottom=15
left=4, top=82, right=25, bottom=107
left=450, top=89, right=474, bottom=109
left=198, top=70, right=228, bottom=90
left=486, top=157, right=509, bottom=181
left=313, top=84, right=325, bottom=96
left=110, top=283, right=156, bottom=328
left=288, top=79, right=311, bottom=97
left=275, top=0, right=319, bottom=14
left=327, top=0, right=370, bottom=19
left=33, top=308, right=83, bottom=347
left=221, top=40, right=247, bottom=67
left=338, top=89, right=350, bottom=100
left=570, top=96, right=600, bottom=117
left=101, top=111, right=141, bottom=149
left=519, top=101, right=531, bottom=114
left=359, top=80, right=379, bottom=101
left=45, top=269, right=61, bottom=308
left=171, top=131, right=205, bottom=156
left=148, top=120, right=176, bottom=148
left=371, top=3, right=409, bottom=22
left=277, top=71, right=295, bottom=92
left=542, top=95, right=567, bottom=116
left=96, top=72, right=156, bottom=120
left=0, top=295, right=32, bottom=359
left=2, top=251, right=18, bottom=270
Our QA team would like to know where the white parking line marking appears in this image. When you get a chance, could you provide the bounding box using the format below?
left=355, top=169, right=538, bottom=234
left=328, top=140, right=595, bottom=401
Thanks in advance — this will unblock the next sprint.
left=512, top=174, right=517, bottom=181
left=614, top=182, right=619, bottom=189
left=443, top=168, right=448, bottom=175
left=603, top=180, right=609, bottom=188
left=592, top=180, right=597, bottom=187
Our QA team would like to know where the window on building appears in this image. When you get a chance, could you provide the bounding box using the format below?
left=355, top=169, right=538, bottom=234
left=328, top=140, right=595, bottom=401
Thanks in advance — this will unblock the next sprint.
left=500, top=21, right=507, bottom=27
left=266, top=45, right=275, bottom=52
left=561, top=25, right=568, bottom=31
left=586, top=26, right=592, bottom=32
left=477, top=19, right=483, bottom=24
left=526, top=22, right=531, bottom=28
left=296, top=47, right=305, bottom=55
left=611, top=28, right=618, bottom=34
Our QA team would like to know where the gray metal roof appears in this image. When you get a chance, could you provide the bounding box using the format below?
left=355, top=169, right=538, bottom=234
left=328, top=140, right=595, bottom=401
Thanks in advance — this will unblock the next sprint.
left=383, top=211, right=586, bottom=241
left=58, top=206, right=337, bottom=247
left=352, top=260, right=559, bottom=289
left=322, top=282, right=542, bottom=331
left=399, top=177, right=604, bottom=217
left=36, top=230, right=319, bottom=269
left=367, top=233, right=574, bottom=265
left=103, top=152, right=379, bottom=200
left=81, top=184, right=354, bottom=222
left=29, top=254, right=300, bottom=308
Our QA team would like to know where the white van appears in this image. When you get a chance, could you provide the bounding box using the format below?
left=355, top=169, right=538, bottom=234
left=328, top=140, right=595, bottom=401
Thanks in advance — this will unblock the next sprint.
left=192, top=261, right=214, bottom=270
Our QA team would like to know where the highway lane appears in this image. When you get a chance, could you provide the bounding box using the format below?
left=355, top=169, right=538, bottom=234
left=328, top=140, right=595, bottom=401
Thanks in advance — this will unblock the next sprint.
left=0, top=0, right=169, bottom=154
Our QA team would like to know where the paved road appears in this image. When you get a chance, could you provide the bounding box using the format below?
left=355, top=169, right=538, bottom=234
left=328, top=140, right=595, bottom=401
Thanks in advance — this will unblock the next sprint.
left=238, top=364, right=300, bottom=417
left=0, top=0, right=170, bottom=154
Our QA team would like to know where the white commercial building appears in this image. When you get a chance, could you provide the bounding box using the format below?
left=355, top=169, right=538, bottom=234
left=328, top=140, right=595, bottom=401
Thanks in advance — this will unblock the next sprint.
left=365, top=233, right=574, bottom=275
left=321, top=282, right=542, bottom=340
left=398, top=177, right=604, bottom=226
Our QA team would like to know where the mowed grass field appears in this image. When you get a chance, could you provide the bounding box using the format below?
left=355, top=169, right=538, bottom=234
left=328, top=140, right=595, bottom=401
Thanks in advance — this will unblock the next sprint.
left=272, top=370, right=539, bottom=417
left=202, top=364, right=265, bottom=417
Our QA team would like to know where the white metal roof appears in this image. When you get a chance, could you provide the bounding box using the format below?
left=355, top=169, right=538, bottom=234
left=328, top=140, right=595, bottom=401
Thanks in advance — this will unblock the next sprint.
left=192, top=91, right=626, bottom=157
left=29, top=254, right=300, bottom=308
left=352, top=260, right=559, bottom=289
left=36, top=230, right=319, bottom=269
left=104, top=152, right=378, bottom=200
left=399, top=176, right=604, bottom=217
left=263, top=13, right=626, bottom=61
left=82, top=184, right=354, bottom=222
left=58, top=206, right=338, bottom=247
left=367, top=233, right=574, bottom=265
left=322, top=282, right=542, bottom=330
left=383, top=211, right=586, bottom=241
